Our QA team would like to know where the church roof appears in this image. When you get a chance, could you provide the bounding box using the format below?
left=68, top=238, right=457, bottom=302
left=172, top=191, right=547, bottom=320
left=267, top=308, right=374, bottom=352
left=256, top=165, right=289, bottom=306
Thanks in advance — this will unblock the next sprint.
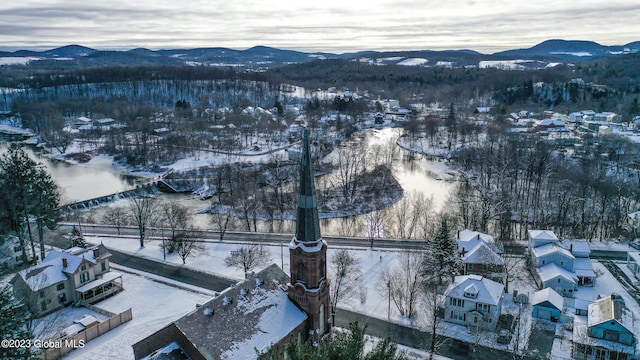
left=138, top=264, right=307, bottom=360
left=295, top=129, right=322, bottom=243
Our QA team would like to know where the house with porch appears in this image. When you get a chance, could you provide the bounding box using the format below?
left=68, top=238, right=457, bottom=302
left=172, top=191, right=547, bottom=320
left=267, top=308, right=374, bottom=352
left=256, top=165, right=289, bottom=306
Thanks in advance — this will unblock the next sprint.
left=572, top=294, right=638, bottom=360
left=528, top=230, right=595, bottom=296
left=11, top=244, right=122, bottom=316
left=443, top=274, right=504, bottom=331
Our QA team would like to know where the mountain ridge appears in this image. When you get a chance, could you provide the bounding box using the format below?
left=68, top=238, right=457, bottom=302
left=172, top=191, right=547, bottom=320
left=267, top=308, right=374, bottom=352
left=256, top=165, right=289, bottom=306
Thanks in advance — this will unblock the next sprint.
left=1, top=39, right=638, bottom=68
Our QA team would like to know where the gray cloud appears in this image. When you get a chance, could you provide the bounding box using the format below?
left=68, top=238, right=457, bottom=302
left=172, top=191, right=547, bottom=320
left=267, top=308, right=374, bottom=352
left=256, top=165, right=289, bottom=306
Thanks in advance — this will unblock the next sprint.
left=0, top=0, right=638, bottom=53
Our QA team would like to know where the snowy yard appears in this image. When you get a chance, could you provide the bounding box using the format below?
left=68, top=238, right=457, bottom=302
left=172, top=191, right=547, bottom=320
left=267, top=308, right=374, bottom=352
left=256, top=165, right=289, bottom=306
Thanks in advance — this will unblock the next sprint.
left=61, top=266, right=212, bottom=360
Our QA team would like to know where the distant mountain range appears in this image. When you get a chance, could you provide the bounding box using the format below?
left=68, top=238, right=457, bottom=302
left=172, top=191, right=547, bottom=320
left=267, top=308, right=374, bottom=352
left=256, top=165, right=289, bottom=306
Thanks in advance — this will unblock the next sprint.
left=1, top=40, right=639, bottom=69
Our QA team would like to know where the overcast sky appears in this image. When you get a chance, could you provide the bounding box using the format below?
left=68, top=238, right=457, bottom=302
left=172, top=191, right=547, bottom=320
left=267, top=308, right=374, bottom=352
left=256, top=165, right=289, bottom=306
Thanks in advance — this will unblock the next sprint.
left=1, top=0, right=639, bottom=54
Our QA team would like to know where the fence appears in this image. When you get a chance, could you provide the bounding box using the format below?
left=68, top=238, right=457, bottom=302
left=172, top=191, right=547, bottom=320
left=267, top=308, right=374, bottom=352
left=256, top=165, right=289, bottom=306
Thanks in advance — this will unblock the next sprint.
left=39, top=308, right=133, bottom=360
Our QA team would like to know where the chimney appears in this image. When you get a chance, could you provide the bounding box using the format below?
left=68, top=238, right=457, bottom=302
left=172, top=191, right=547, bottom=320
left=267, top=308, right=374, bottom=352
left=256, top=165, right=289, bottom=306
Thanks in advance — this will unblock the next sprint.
left=62, top=257, right=68, bottom=267
left=477, top=234, right=480, bottom=240
left=457, top=230, right=460, bottom=239
left=93, top=248, right=99, bottom=258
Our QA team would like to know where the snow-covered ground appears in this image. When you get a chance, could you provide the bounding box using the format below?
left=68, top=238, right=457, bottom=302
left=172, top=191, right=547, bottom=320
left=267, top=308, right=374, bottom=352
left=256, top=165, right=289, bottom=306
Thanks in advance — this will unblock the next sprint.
left=61, top=266, right=212, bottom=360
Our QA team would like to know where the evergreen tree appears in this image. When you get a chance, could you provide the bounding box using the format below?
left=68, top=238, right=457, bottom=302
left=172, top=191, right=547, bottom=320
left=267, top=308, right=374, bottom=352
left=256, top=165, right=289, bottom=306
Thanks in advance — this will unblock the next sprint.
left=424, top=217, right=461, bottom=285
left=0, top=144, right=60, bottom=264
left=259, top=322, right=408, bottom=360
left=0, top=285, right=35, bottom=359
left=445, top=103, right=457, bottom=150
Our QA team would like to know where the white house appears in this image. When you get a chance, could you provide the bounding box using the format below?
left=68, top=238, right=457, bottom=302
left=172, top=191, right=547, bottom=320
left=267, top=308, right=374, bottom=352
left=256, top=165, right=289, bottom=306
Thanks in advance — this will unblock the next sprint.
left=11, top=244, right=122, bottom=316
left=443, top=275, right=504, bottom=330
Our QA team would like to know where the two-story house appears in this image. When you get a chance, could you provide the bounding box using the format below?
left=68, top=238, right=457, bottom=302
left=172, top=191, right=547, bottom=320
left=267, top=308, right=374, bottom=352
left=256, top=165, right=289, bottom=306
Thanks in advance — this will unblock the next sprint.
left=528, top=230, right=595, bottom=297
left=11, top=244, right=122, bottom=316
left=457, top=230, right=505, bottom=282
left=572, top=294, right=638, bottom=360
left=443, top=275, right=504, bottom=331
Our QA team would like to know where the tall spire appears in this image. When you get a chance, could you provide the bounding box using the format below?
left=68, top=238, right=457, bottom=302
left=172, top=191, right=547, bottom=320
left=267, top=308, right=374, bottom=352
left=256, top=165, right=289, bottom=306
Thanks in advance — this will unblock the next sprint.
left=295, top=129, right=322, bottom=243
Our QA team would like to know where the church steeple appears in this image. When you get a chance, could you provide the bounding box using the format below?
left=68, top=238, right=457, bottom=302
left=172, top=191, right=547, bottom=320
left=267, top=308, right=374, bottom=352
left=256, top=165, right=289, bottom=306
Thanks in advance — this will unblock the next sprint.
left=295, top=129, right=322, bottom=243
left=288, top=128, right=331, bottom=342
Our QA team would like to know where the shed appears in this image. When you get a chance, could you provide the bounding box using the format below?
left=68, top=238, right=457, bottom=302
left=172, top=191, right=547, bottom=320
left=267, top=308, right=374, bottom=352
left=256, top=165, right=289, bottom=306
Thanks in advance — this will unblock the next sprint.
left=532, top=288, right=563, bottom=321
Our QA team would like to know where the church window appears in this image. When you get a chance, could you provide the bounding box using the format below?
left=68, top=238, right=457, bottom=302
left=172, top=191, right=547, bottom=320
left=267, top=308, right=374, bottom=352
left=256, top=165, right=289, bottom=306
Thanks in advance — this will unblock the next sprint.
left=296, top=262, right=306, bottom=283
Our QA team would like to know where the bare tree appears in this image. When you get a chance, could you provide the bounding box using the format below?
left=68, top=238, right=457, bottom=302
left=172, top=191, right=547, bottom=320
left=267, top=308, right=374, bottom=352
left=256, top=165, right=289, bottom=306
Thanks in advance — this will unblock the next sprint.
left=161, top=202, right=190, bottom=242
left=127, top=194, right=157, bottom=248
left=209, top=197, right=235, bottom=240
left=379, top=251, right=423, bottom=318
left=224, top=243, right=272, bottom=275
left=101, top=205, right=129, bottom=235
left=330, top=249, right=361, bottom=322
left=174, top=229, right=203, bottom=265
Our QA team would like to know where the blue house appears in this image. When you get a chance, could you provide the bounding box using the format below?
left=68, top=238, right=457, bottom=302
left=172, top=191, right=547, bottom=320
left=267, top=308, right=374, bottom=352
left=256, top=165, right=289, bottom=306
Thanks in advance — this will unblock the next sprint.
left=531, top=288, right=563, bottom=322
left=572, top=294, right=638, bottom=360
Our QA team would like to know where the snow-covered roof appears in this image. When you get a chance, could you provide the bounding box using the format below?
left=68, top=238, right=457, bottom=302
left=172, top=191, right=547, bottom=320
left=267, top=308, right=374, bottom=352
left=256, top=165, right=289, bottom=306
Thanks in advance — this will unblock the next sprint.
left=462, top=241, right=504, bottom=266
left=537, top=263, right=578, bottom=284
left=532, top=243, right=575, bottom=260
left=528, top=229, right=558, bottom=242
left=561, top=241, right=591, bottom=257
left=445, top=275, right=504, bottom=306
left=588, top=295, right=635, bottom=333
left=574, top=298, right=592, bottom=312
left=538, top=119, right=566, bottom=127
left=145, top=264, right=308, bottom=359
left=574, top=258, right=595, bottom=279
left=15, top=260, right=68, bottom=292
left=531, top=288, right=563, bottom=310
left=14, top=245, right=112, bottom=291
left=457, top=229, right=494, bottom=243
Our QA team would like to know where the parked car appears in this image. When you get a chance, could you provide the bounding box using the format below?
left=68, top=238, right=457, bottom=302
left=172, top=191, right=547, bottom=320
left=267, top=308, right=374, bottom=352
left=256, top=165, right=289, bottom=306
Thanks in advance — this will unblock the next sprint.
left=497, top=329, right=512, bottom=344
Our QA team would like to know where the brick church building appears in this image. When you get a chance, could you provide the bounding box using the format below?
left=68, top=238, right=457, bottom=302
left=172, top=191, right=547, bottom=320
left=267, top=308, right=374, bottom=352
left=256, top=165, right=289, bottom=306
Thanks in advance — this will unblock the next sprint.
left=133, top=129, right=331, bottom=359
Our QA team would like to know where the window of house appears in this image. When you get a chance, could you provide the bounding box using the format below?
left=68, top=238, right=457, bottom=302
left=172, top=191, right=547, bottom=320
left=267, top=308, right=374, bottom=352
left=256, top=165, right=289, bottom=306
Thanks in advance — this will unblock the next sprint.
left=81, top=264, right=86, bottom=271
left=560, top=261, right=564, bottom=266
left=477, top=303, right=490, bottom=313
left=101, top=261, right=106, bottom=272
left=542, top=260, right=546, bottom=265
left=56, top=283, right=64, bottom=291
left=39, top=291, right=45, bottom=298
left=80, top=272, right=90, bottom=283
left=41, top=302, right=47, bottom=312
left=558, top=278, right=561, bottom=283
left=451, top=311, right=465, bottom=321
left=58, top=293, right=66, bottom=304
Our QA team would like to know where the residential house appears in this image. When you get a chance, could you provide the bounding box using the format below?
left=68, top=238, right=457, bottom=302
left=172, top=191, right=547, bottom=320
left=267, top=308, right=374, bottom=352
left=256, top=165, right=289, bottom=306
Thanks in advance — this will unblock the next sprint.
left=564, top=241, right=596, bottom=287
left=528, top=229, right=559, bottom=254
left=594, top=112, right=618, bottom=123
left=531, top=288, right=563, bottom=322
left=574, top=299, right=592, bottom=316
left=11, top=244, right=122, bottom=316
left=536, top=263, right=578, bottom=297
left=572, top=294, right=638, bottom=360
left=628, top=212, right=640, bottom=234
left=528, top=230, right=594, bottom=296
left=627, top=252, right=640, bottom=281
left=443, top=275, right=504, bottom=331
left=0, top=235, right=30, bottom=270
left=457, top=230, right=504, bottom=282
left=537, top=119, right=568, bottom=132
